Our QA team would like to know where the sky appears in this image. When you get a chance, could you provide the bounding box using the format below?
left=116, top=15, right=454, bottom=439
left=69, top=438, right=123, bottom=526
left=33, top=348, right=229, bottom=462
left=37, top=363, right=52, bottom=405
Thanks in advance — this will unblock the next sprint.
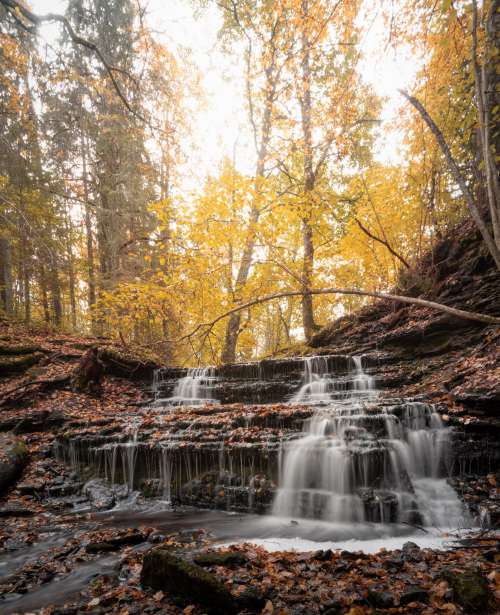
left=30, top=0, right=419, bottom=185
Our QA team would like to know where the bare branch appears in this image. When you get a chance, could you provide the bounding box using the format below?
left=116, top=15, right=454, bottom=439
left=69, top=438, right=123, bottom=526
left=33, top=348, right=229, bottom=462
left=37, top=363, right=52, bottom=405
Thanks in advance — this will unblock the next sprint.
left=353, top=217, right=410, bottom=269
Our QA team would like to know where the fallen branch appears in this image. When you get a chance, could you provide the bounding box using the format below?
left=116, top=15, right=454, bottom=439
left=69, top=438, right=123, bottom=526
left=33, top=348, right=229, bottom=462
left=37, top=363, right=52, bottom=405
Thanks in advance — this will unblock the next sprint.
left=160, top=286, right=500, bottom=345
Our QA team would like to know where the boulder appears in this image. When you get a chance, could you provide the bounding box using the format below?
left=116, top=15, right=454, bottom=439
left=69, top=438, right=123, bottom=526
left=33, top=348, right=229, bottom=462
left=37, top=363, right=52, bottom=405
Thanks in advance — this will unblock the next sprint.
left=0, top=435, right=28, bottom=495
left=441, top=569, right=490, bottom=612
left=141, top=548, right=237, bottom=614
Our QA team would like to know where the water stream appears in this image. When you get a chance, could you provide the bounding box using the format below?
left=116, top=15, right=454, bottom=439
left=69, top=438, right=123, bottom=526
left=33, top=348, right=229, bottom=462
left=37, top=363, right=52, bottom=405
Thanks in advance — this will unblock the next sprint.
left=53, top=354, right=472, bottom=555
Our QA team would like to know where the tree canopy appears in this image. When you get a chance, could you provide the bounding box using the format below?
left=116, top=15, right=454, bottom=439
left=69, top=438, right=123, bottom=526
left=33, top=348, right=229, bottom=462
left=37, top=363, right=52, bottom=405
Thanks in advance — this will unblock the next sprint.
left=0, top=0, right=498, bottom=365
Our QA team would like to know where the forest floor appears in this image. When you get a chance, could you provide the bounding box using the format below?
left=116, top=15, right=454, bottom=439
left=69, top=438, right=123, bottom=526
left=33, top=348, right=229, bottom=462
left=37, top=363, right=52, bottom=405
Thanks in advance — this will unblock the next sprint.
left=0, top=322, right=499, bottom=614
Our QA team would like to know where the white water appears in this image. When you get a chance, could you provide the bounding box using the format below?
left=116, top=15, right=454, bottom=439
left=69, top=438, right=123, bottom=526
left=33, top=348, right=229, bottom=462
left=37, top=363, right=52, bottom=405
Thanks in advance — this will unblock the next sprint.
left=274, top=356, right=467, bottom=529
left=290, top=355, right=375, bottom=404
left=227, top=533, right=455, bottom=553
left=153, top=366, right=219, bottom=407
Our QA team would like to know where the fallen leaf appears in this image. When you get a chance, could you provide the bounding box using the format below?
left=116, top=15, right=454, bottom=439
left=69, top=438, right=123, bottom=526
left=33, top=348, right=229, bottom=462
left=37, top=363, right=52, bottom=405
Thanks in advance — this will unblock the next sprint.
left=153, top=590, right=164, bottom=602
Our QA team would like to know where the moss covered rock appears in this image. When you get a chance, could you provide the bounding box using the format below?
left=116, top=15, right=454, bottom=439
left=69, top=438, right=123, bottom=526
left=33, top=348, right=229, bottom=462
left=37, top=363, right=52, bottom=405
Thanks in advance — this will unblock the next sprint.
left=194, top=550, right=248, bottom=567
left=442, top=569, right=490, bottom=612
left=0, top=435, right=29, bottom=495
left=141, top=548, right=237, bottom=614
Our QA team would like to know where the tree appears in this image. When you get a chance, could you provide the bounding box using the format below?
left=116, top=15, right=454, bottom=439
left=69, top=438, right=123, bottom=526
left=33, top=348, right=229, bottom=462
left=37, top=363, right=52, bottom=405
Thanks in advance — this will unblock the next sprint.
left=215, top=0, right=296, bottom=363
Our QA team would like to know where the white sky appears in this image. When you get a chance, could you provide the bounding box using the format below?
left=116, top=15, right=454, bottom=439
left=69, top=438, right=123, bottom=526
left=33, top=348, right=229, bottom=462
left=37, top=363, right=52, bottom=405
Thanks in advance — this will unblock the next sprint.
left=31, top=0, right=419, bottom=185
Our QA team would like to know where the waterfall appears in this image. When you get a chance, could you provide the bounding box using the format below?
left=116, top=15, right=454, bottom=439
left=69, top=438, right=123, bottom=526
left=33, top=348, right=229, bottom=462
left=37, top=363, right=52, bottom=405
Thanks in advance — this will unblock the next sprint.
left=290, top=355, right=376, bottom=404
left=274, top=356, right=466, bottom=528
left=153, top=366, right=219, bottom=407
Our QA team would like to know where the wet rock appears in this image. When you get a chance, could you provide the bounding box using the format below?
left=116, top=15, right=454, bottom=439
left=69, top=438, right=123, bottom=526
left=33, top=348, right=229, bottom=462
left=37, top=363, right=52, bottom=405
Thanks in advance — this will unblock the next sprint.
left=313, top=549, right=333, bottom=561
left=4, top=538, right=27, bottom=550
left=140, top=478, right=162, bottom=498
left=148, top=532, right=166, bottom=543
left=367, top=588, right=394, bottom=608
left=141, top=547, right=238, bottom=614
left=401, top=541, right=422, bottom=561
left=400, top=586, right=429, bottom=605
left=441, top=569, right=490, bottom=612
left=194, top=551, right=248, bottom=567
left=83, top=479, right=115, bottom=510
left=47, top=481, right=83, bottom=497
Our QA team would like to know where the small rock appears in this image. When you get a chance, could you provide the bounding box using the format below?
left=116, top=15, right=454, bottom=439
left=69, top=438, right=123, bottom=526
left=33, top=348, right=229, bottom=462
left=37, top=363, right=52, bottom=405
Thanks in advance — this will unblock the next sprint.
left=402, top=541, right=420, bottom=552
left=367, top=588, right=394, bottom=608
left=313, top=549, right=333, bottom=561
left=400, top=586, right=429, bottom=605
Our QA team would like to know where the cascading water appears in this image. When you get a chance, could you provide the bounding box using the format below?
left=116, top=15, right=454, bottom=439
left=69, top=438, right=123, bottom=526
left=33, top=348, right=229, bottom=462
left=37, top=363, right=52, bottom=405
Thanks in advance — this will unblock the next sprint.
left=290, top=355, right=375, bottom=404
left=274, top=356, right=467, bottom=529
left=153, top=366, right=219, bottom=407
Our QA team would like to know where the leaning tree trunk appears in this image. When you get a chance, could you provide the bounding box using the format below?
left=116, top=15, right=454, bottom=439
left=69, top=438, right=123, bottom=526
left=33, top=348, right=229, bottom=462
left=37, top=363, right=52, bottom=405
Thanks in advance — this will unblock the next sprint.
left=401, top=89, right=500, bottom=270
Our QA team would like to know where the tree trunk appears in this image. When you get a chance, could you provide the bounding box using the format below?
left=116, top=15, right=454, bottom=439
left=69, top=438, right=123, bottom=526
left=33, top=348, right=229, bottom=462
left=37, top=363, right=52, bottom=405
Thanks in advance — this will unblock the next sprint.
left=39, top=261, right=50, bottom=323
left=301, top=218, right=316, bottom=340
left=221, top=44, right=278, bottom=363
left=0, top=238, right=13, bottom=316
left=19, top=219, right=30, bottom=324
left=471, top=0, right=500, bottom=249
left=81, top=129, right=96, bottom=329
left=49, top=253, right=62, bottom=326
left=67, top=244, right=77, bottom=330
left=299, top=1, right=318, bottom=341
